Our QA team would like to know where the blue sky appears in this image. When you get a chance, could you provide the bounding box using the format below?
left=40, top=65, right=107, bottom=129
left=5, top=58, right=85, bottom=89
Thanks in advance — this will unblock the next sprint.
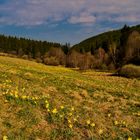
left=0, top=0, right=140, bottom=45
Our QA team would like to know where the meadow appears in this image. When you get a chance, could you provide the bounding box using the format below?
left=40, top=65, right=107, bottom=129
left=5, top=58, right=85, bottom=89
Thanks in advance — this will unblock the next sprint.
left=0, top=56, right=140, bottom=140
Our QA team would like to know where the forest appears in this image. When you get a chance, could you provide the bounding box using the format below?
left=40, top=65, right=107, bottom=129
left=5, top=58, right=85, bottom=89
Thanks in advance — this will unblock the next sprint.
left=0, top=25, right=140, bottom=70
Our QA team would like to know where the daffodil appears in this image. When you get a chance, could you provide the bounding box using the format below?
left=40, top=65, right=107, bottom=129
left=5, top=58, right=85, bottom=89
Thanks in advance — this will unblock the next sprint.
left=128, top=137, right=132, bottom=140
left=99, top=129, right=103, bottom=135
left=5, top=100, right=8, bottom=103
left=15, top=94, right=18, bottom=98
left=108, top=113, right=111, bottom=117
left=69, top=124, right=73, bottom=128
left=60, top=105, right=64, bottom=109
left=46, top=104, right=49, bottom=108
left=14, top=91, right=18, bottom=94
left=52, top=108, right=58, bottom=114
left=86, top=120, right=90, bottom=125
left=45, top=100, right=48, bottom=103
left=68, top=119, right=71, bottom=123
left=71, top=107, right=74, bottom=111
left=68, top=112, right=73, bottom=116
left=73, top=118, right=77, bottom=122
left=10, top=93, right=13, bottom=96
left=91, top=123, right=95, bottom=127
left=22, top=95, right=27, bottom=99
left=122, top=121, right=126, bottom=126
left=3, top=135, right=8, bottom=140
left=114, top=120, right=119, bottom=125
left=59, top=114, right=64, bottom=118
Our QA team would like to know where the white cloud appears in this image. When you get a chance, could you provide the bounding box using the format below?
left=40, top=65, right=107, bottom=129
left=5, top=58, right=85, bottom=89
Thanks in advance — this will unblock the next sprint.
left=113, top=14, right=140, bottom=23
left=68, top=12, right=96, bottom=24
left=0, top=0, right=140, bottom=26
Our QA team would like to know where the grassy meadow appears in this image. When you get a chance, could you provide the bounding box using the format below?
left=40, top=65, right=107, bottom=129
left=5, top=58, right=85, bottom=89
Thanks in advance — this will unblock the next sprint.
left=0, top=56, right=140, bottom=140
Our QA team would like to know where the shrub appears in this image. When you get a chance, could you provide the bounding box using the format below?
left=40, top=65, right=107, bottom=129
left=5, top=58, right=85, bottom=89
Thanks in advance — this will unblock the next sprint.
left=118, top=64, right=140, bottom=78
left=22, top=55, right=29, bottom=60
left=108, top=63, right=116, bottom=70
left=44, top=57, right=59, bottom=66
left=36, top=58, right=42, bottom=63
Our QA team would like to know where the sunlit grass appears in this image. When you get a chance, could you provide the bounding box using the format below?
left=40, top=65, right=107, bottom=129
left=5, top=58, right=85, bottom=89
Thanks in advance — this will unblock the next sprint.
left=0, top=56, right=140, bottom=140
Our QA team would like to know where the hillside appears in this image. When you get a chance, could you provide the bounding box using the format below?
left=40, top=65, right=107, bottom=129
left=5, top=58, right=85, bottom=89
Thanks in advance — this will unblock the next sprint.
left=72, top=24, right=140, bottom=53
left=0, top=56, right=140, bottom=139
left=0, top=35, right=64, bottom=57
left=0, top=24, right=140, bottom=70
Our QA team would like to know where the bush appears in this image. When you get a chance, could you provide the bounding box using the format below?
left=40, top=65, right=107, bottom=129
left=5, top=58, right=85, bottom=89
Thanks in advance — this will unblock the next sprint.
left=118, top=64, right=140, bottom=78
left=36, top=58, right=42, bottom=63
left=108, top=63, right=116, bottom=70
left=44, top=57, right=59, bottom=66
left=22, top=55, right=29, bottom=60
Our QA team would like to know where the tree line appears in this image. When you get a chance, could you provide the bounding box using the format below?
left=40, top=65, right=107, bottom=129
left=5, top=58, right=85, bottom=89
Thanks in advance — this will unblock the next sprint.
left=0, top=25, right=140, bottom=70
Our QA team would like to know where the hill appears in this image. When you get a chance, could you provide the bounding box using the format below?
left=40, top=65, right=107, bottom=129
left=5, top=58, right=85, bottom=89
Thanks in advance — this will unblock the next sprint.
left=70, top=24, right=140, bottom=69
left=0, top=56, right=140, bottom=139
left=72, top=24, right=140, bottom=53
left=0, top=24, right=140, bottom=70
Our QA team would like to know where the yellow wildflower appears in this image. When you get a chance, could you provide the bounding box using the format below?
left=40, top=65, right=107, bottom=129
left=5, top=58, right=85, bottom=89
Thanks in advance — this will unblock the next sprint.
left=68, top=119, right=71, bottom=123
left=22, top=88, right=25, bottom=92
left=22, top=95, right=27, bottom=99
left=108, top=113, right=111, bottom=117
left=15, top=91, right=18, bottom=94
left=3, top=135, right=8, bottom=140
left=68, top=112, right=73, bottom=116
left=86, top=120, right=90, bottom=125
left=46, top=104, right=49, bottom=108
left=15, top=94, right=18, bottom=98
left=128, top=137, right=132, bottom=140
left=69, top=124, right=73, bottom=128
left=2, top=92, right=6, bottom=95
left=91, top=123, right=95, bottom=127
left=45, top=100, right=48, bottom=103
left=71, top=107, right=74, bottom=111
left=122, top=121, right=126, bottom=126
left=114, top=120, right=119, bottom=125
left=99, top=129, right=103, bottom=135
left=73, top=118, right=77, bottom=122
left=60, top=105, right=64, bottom=109
left=59, top=114, right=64, bottom=118
left=5, top=100, right=8, bottom=103
left=10, top=93, right=13, bottom=96
left=52, top=108, right=58, bottom=114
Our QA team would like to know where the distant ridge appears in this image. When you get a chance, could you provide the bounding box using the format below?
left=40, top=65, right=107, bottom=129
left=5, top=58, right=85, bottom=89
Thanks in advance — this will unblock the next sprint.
left=72, top=24, right=140, bottom=52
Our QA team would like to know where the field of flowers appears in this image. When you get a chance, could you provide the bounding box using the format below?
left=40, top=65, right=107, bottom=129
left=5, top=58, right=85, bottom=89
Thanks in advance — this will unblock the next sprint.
left=0, top=56, right=140, bottom=140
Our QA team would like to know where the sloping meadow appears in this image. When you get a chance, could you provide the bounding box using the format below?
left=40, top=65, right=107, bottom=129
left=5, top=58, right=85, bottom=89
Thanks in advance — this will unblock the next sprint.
left=0, top=56, right=140, bottom=140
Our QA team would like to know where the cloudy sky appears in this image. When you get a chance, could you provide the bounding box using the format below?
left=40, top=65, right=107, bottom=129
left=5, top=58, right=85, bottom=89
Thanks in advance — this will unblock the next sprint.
left=0, top=0, right=140, bottom=45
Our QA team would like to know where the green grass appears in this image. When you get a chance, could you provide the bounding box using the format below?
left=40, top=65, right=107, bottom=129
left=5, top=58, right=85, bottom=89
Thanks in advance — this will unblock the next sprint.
left=0, top=56, right=140, bottom=140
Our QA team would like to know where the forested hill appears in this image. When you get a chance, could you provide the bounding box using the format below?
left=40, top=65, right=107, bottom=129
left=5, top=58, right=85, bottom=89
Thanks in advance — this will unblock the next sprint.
left=72, top=24, right=140, bottom=53
left=0, top=35, right=69, bottom=58
left=0, top=24, right=140, bottom=70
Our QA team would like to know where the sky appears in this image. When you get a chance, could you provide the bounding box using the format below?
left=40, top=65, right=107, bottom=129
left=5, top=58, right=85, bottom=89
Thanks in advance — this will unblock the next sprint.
left=0, top=0, right=140, bottom=45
